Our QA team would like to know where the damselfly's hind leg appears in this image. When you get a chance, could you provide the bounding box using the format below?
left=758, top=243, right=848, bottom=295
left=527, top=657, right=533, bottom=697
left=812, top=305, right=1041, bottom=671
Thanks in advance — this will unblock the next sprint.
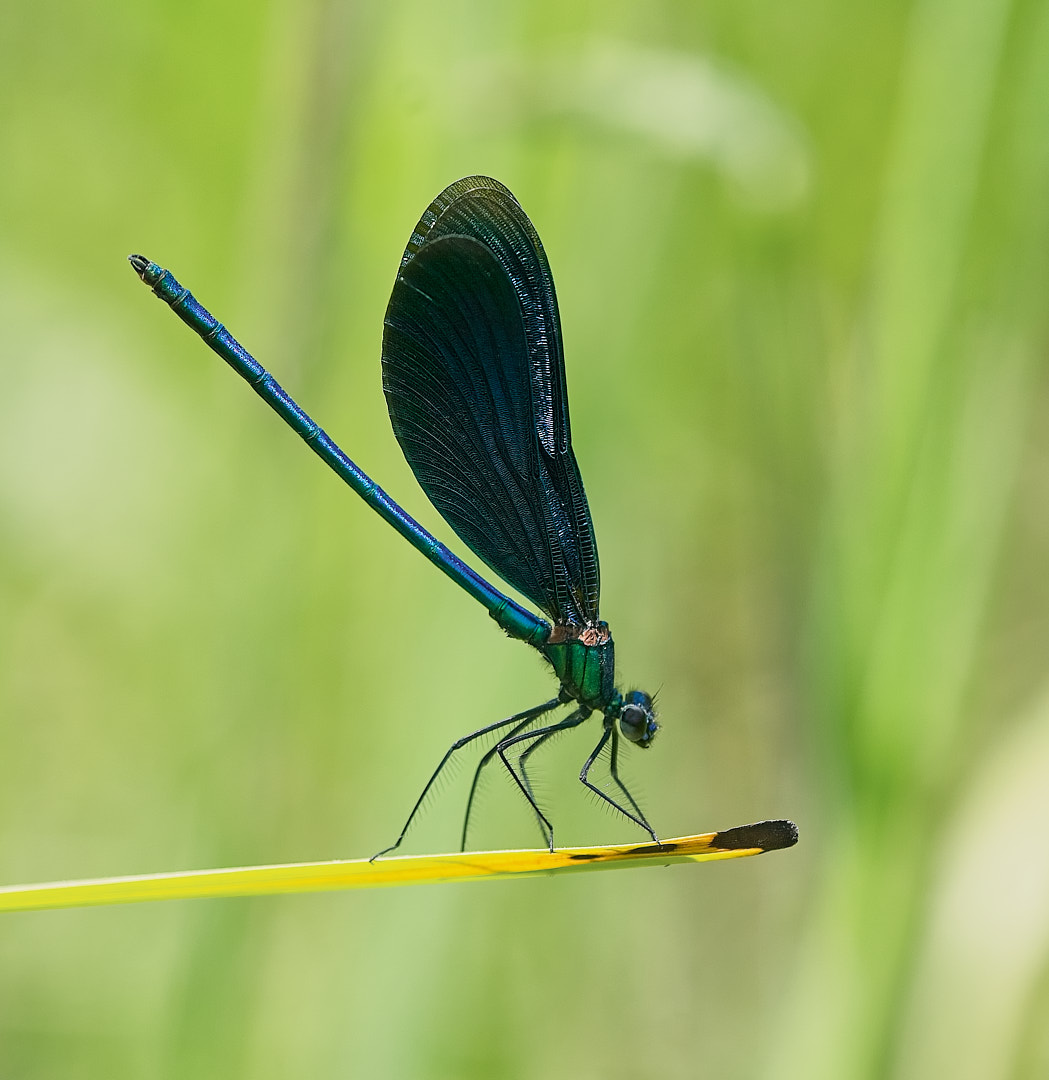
left=371, top=696, right=562, bottom=861
left=496, top=707, right=591, bottom=851
left=580, top=721, right=660, bottom=844
left=459, top=696, right=566, bottom=851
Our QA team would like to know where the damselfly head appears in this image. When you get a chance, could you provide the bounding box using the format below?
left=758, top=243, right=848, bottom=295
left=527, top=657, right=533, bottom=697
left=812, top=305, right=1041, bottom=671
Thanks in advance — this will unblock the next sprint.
left=619, top=690, right=658, bottom=748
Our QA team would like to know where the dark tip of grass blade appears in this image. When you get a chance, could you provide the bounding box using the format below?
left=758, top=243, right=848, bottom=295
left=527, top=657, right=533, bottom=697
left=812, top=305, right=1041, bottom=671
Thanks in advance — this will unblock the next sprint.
left=712, top=819, right=799, bottom=852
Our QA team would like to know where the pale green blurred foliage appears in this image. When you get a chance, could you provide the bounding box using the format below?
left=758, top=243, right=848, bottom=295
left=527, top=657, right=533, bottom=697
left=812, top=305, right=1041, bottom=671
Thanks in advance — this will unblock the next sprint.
left=2, top=2, right=1049, bottom=1078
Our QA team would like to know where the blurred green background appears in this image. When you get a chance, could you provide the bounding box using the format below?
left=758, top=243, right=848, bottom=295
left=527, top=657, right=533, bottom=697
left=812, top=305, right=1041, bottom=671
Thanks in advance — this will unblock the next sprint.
left=3, top=1, right=1049, bottom=1077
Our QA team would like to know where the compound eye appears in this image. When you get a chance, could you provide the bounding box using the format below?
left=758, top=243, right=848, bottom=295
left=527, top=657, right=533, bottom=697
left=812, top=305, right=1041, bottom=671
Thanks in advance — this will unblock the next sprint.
left=620, top=703, right=657, bottom=747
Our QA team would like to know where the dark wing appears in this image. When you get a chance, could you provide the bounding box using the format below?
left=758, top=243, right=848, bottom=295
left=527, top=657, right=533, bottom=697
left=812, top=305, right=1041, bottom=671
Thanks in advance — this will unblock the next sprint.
left=381, top=176, right=600, bottom=627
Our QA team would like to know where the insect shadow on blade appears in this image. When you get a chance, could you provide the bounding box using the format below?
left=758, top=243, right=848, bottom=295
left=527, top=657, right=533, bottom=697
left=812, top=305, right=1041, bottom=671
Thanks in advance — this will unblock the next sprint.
left=129, top=176, right=662, bottom=858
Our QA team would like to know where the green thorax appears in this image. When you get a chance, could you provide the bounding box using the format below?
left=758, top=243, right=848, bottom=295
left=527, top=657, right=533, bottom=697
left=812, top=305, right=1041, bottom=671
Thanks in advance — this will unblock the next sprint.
left=541, top=622, right=616, bottom=710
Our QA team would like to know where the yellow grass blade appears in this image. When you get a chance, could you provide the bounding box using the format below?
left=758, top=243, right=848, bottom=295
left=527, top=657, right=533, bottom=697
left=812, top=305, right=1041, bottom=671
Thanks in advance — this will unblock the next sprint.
left=0, top=820, right=797, bottom=913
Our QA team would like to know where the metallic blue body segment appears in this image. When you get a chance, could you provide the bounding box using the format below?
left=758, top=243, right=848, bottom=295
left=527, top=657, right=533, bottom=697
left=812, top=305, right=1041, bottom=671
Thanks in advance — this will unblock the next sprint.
left=130, top=256, right=550, bottom=649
